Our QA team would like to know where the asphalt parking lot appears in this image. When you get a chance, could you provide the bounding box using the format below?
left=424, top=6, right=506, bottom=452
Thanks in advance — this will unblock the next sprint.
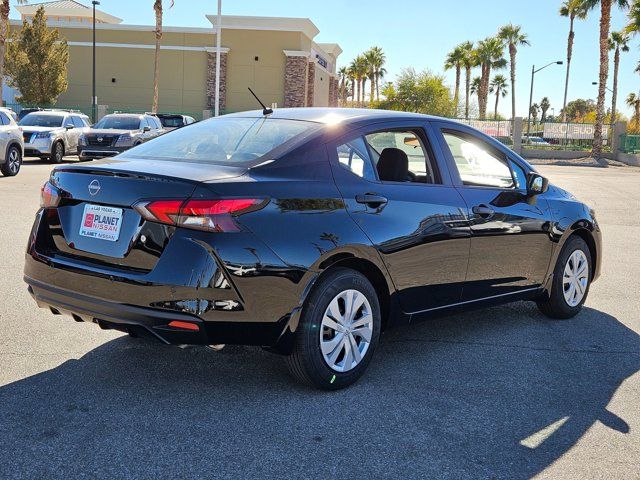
left=1, top=158, right=639, bottom=479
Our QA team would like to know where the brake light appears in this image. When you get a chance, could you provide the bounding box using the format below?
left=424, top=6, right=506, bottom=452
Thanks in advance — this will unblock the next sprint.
left=40, top=182, right=61, bottom=208
left=133, top=198, right=265, bottom=232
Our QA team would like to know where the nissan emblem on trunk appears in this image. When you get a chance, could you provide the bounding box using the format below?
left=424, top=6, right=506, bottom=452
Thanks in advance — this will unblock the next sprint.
left=88, top=180, right=101, bottom=196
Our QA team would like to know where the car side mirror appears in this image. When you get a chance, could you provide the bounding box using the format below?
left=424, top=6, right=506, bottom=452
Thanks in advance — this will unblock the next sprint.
left=143, top=126, right=151, bottom=132
left=65, top=124, right=74, bottom=130
left=527, top=172, right=549, bottom=196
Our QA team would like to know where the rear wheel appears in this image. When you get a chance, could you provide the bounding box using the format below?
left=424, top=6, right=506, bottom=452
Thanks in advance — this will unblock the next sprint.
left=0, top=145, right=22, bottom=177
left=285, top=268, right=381, bottom=390
left=537, top=236, right=592, bottom=319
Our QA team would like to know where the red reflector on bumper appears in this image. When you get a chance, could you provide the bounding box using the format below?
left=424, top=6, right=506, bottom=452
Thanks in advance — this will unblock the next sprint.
left=167, top=321, right=200, bottom=331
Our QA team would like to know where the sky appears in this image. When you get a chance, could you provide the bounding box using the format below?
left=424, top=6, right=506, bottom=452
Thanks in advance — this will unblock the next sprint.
left=13, top=0, right=639, bottom=117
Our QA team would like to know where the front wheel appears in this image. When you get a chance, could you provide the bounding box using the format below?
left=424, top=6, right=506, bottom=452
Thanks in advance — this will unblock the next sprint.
left=537, top=236, right=592, bottom=319
left=51, top=141, right=64, bottom=163
left=0, top=145, right=22, bottom=177
left=285, top=268, right=381, bottom=390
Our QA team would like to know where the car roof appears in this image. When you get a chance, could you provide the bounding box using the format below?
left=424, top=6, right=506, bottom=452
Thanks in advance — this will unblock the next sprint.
left=104, top=113, right=144, bottom=118
left=25, top=110, right=67, bottom=116
left=224, top=107, right=449, bottom=125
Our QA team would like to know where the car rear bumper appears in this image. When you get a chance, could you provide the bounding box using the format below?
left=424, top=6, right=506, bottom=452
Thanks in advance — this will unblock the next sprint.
left=24, top=211, right=310, bottom=351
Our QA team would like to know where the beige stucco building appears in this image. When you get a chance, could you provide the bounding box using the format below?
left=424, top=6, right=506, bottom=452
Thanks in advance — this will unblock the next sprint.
left=8, top=1, right=342, bottom=117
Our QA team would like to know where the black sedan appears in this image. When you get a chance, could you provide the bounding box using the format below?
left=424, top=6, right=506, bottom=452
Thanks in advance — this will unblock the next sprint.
left=24, top=108, right=601, bottom=389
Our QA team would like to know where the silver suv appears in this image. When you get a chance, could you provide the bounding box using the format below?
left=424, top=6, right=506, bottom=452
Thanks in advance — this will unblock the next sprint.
left=78, top=113, right=164, bottom=160
left=0, top=107, right=24, bottom=177
left=19, top=110, right=91, bottom=163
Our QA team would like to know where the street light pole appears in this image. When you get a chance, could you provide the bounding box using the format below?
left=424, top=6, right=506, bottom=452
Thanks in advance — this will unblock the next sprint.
left=214, top=0, right=222, bottom=117
left=526, top=60, right=563, bottom=137
left=92, top=1, right=100, bottom=123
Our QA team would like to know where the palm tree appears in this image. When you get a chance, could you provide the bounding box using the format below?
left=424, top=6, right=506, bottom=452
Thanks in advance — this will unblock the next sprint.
left=352, top=55, right=368, bottom=106
left=560, top=0, right=590, bottom=122
left=460, top=41, right=476, bottom=119
left=498, top=24, right=530, bottom=123
left=444, top=44, right=466, bottom=115
left=530, top=103, right=540, bottom=124
left=0, top=0, right=28, bottom=106
left=347, top=64, right=356, bottom=103
left=364, top=46, right=386, bottom=102
left=152, top=0, right=174, bottom=113
left=609, top=31, right=629, bottom=122
left=474, top=37, right=507, bottom=119
left=470, top=76, right=481, bottom=108
left=540, top=97, right=551, bottom=122
left=489, top=75, right=508, bottom=118
left=627, top=92, right=640, bottom=124
left=585, top=0, right=629, bottom=161
left=625, top=0, right=640, bottom=35
left=337, top=66, right=348, bottom=106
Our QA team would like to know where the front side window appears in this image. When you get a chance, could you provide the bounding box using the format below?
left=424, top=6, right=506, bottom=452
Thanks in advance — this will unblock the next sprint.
left=123, top=116, right=320, bottom=164
left=0, top=112, right=8, bottom=125
left=19, top=114, right=65, bottom=128
left=442, top=131, right=515, bottom=188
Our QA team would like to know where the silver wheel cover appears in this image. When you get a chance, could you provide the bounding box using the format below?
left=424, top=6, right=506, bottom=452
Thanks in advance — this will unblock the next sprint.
left=320, top=289, right=373, bottom=373
left=562, top=249, right=589, bottom=307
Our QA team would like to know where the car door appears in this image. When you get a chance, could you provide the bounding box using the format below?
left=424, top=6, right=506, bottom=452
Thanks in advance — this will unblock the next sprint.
left=433, top=122, right=554, bottom=301
left=328, top=121, right=471, bottom=313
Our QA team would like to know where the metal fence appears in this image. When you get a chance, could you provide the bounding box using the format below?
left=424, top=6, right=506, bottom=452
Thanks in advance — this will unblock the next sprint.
left=619, top=135, right=640, bottom=154
left=521, top=121, right=614, bottom=152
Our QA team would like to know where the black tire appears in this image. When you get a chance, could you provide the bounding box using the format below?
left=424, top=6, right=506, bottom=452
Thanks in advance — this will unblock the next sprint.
left=51, top=141, right=64, bottom=163
left=537, top=235, right=592, bottom=319
left=0, top=145, right=22, bottom=177
left=285, top=267, right=381, bottom=390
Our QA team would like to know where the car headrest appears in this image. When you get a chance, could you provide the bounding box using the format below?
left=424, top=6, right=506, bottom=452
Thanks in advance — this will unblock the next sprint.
left=377, top=148, right=409, bottom=182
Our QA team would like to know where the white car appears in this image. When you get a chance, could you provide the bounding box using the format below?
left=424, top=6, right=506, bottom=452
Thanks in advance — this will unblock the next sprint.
left=0, top=107, right=24, bottom=177
left=19, top=110, right=91, bottom=163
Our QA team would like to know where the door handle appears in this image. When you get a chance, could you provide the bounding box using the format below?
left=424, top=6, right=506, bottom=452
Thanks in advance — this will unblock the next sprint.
left=356, top=193, right=388, bottom=207
left=472, top=204, right=495, bottom=218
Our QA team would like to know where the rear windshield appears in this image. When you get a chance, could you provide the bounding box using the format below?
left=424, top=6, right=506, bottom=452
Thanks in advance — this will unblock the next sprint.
left=94, top=116, right=141, bottom=130
left=19, top=114, right=65, bottom=128
left=124, top=116, right=319, bottom=164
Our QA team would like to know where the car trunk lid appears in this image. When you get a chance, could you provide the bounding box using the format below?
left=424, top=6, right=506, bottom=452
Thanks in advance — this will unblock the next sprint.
left=41, top=159, right=247, bottom=269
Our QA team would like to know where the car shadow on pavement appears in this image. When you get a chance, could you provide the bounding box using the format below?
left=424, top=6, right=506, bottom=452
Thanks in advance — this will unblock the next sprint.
left=1, top=302, right=638, bottom=479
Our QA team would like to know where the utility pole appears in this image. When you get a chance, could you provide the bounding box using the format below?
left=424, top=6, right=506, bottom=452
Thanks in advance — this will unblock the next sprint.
left=92, top=1, right=100, bottom=123
left=214, top=0, right=222, bottom=117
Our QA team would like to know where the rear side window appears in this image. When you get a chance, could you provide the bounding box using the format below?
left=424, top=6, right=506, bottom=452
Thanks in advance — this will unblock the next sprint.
left=124, top=116, right=320, bottom=164
left=0, top=112, right=8, bottom=125
left=442, top=130, right=515, bottom=188
left=337, top=137, right=376, bottom=181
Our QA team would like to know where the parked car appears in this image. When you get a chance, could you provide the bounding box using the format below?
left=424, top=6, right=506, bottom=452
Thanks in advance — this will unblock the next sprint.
left=155, top=113, right=196, bottom=131
left=24, top=108, right=601, bottom=390
left=522, top=136, right=551, bottom=146
left=1, top=107, right=18, bottom=122
left=18, top=107, right=44, bottom=122
left=19, top=110, right=91, bottom=163
left=77, top=113, right=164, bottom=160
left=0, top=108, right=24, bottom=177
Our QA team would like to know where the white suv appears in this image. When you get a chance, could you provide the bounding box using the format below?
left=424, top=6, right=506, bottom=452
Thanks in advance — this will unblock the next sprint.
left=19, top=110, right=90, bottom=163
left=0, top=107, right=24, bottom=177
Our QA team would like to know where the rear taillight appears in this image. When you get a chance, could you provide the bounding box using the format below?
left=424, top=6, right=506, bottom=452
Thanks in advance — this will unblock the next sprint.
left=40, top=182, right=61, bottom=208
left=133, top=198, right=265, bottom=232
